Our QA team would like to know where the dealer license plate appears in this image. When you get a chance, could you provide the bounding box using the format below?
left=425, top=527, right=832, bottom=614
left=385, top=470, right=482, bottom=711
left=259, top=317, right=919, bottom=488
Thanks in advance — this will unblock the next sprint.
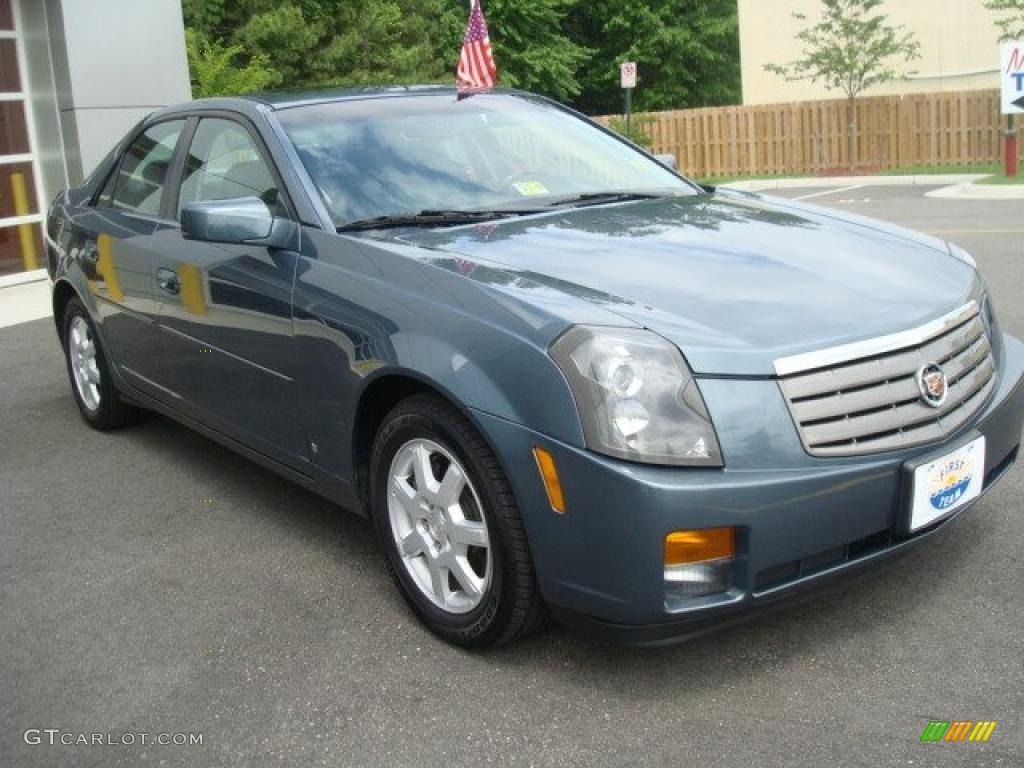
left=909, top=436, right=986, bottom=532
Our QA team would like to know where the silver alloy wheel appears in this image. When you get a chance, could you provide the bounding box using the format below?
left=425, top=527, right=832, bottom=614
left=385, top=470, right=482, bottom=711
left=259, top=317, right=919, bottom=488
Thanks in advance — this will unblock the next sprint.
left=68, top=315, right=101, bottom=412
left=387, top=438, right=492, bottom=614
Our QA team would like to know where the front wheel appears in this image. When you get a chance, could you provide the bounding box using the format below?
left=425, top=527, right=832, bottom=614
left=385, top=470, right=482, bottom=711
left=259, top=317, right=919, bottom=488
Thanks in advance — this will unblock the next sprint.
left=370, top=393, right=546, bottom=648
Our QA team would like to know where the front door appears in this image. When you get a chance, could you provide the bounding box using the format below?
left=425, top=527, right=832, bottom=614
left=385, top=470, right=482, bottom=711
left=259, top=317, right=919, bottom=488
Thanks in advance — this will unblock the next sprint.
left=152, top=116, right=304, bottom=464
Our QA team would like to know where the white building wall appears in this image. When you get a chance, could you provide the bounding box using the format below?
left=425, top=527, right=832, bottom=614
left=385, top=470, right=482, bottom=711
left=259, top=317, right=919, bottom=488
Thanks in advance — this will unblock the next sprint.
left=44, top=0, right=191, bottom=183
left=739, top=0, right=1006, bottom=106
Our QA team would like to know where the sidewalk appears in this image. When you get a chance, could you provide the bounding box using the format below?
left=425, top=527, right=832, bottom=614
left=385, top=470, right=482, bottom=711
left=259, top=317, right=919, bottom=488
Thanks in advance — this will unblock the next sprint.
left=721, top=173, right=1024, bottom=200
left=924, top=181, right=1024, bottom=200
left=0, top=275, right=51, bottom=329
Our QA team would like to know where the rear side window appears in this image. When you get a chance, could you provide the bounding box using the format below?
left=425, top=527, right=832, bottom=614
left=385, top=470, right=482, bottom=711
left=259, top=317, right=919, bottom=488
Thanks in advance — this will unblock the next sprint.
left=178, top=117, right=286, bottom=217
left=108, top=120, right=185, bottom=216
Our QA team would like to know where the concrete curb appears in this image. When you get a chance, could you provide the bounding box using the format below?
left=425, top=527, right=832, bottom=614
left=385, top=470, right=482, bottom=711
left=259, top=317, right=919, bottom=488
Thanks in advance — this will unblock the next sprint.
left=721, top=174, right=988, bottom=192
left=924, top=181, right=1024, bottom=200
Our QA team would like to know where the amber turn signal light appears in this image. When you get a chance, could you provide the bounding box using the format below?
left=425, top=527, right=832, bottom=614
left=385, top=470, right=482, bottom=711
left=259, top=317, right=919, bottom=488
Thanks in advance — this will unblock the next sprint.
left=532, top=447, right=566, bottom=513
left=664, top=527, right=736, bottom=566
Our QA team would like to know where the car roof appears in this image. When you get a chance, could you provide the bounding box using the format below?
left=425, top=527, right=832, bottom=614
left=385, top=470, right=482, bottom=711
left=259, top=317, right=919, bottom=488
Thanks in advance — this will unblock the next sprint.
left=151, top=84, right=520, bottom=118
left=243, top=84, right=465, bottom=109
left=146, top=85, right=532, bottom=123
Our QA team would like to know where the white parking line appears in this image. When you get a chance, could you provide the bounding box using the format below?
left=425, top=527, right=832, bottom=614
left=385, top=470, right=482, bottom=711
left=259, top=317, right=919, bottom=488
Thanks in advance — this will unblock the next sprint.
left=793, top=184, right=866, bottom=201
left=926, top=228, right=1024, bottom=235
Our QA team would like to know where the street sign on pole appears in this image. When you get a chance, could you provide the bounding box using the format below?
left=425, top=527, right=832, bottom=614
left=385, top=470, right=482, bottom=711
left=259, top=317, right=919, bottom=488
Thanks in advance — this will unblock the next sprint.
left=1001, top=41, right=1024, bottom=114
left=621, top=62, right=636, bottom=136
left=620, top=61, right=637, bottom=90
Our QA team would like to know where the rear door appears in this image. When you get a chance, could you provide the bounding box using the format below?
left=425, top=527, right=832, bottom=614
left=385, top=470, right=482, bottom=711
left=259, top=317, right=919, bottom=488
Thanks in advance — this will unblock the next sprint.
left=152, top=114, right=304, bottom=464
left=71, top=119, right=187, bottom=398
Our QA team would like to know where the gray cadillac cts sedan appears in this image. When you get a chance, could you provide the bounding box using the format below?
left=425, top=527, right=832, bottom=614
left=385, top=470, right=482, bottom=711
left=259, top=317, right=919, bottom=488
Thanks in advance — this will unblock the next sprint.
left=47, top=87, right=1024, bottom=647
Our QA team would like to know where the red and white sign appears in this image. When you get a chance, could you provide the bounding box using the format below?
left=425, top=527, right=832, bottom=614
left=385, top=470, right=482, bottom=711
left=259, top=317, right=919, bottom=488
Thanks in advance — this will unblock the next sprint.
left=1002, top=41, right=1024, bottom=115
left=620, top=62, right=637, bottom=90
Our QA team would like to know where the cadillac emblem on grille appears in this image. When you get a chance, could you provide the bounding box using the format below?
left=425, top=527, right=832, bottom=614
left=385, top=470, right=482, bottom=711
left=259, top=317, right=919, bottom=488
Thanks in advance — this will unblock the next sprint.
left=917, top=363, right=948, bottom=408
left=775, top=303, right=994, bottom=456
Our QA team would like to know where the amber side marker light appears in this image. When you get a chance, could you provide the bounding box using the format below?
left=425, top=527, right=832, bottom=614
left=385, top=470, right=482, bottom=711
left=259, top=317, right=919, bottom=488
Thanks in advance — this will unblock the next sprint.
left=664, top=527, right=736, bottom=598
left=532, top=447, right=566, bottom=513
left=665, top=528, right=735, bottom=565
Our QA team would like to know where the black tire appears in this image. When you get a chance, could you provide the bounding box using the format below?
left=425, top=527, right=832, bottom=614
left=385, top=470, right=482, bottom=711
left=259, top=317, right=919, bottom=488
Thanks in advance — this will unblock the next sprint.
left=369, top=393, right=546, bottom=648
left=61, top=297, right=138, bottom=430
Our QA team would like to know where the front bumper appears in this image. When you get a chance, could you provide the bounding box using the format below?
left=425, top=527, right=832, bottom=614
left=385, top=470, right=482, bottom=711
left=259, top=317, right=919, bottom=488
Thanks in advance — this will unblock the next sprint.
left=471, top=333, right=1024, bottom=645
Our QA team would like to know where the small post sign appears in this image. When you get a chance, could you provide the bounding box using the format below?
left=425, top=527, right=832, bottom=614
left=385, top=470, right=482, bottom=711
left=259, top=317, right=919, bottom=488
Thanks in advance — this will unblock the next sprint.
left=1001, top=41, right=1024, bottom=177
left=620, top=61, right=637, bottom=90
left=621, top=61, right=636, bottom=136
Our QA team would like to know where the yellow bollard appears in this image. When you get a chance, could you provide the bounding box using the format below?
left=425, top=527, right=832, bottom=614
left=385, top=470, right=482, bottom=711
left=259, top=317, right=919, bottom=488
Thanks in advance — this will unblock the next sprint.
left=10, top=171, right=38, bottom=270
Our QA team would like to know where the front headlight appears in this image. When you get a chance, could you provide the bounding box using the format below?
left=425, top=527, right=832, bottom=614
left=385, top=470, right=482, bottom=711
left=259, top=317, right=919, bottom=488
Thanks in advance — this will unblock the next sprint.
left=550, top=326, right=723, bottom=467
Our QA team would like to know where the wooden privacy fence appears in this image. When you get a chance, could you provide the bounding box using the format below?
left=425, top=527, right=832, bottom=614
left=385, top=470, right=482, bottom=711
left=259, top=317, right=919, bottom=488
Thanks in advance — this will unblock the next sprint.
left=597, top=89, right=1021, bottom=179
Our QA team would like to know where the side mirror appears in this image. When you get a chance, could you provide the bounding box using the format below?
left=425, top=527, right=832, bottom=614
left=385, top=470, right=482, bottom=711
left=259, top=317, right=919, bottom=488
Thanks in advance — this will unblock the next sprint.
left=654, top=153, right=677, bottom=171
left=181, top=197, right=297, bottom=249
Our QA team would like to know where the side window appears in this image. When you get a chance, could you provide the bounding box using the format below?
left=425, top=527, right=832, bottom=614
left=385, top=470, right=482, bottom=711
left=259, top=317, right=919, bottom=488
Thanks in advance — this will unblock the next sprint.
left=178, top=118, right=286, bottom=218
left=108, top=120, right=185, bottom=216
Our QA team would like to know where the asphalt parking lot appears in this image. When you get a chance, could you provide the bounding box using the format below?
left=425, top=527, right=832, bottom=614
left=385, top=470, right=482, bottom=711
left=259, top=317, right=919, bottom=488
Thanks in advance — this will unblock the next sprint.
left=2, top=183, right=1022, bottom=767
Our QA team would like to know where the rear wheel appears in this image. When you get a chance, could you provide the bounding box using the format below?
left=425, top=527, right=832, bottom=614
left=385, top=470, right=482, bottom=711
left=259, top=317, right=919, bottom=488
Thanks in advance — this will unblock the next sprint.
left=370, top=393, right=546, bottom=648
left=61, top=297, right=138, bottom=430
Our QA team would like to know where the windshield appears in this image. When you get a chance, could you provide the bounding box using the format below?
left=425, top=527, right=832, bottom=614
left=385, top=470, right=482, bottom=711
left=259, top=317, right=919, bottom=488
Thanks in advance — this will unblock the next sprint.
left=275, top=92, right=697, bottom=227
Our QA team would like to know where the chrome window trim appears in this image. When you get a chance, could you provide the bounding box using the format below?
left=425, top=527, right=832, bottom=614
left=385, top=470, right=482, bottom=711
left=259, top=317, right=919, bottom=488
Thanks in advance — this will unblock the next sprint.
left=773, top=300, right=979, bottom=377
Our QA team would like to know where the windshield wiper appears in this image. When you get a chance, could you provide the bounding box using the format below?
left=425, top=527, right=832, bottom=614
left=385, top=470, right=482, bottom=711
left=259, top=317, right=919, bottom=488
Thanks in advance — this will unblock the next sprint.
left=337, top=208, right=538, bottom=233
left=546, top=191, right=670, bottom=209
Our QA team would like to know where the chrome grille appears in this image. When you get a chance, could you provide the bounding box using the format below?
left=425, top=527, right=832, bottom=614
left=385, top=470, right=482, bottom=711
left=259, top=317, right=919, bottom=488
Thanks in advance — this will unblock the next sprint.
left=776, top=303, right=996, bottom=457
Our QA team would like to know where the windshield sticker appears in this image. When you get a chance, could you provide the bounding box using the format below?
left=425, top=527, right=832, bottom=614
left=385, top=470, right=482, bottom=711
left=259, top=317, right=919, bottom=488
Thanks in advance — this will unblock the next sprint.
left=513, top=181, right=550, bottom=196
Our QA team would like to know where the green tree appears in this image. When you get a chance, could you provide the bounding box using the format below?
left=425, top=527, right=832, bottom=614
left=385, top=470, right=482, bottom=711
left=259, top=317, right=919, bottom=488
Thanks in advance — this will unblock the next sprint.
left=182, top=0, right=228, bottom=33
left=180, top=0, right=738, bottom=113
left=183, top=0, right=456, bottom=93
left=185, top=29, right=281, bottom=97
left=478, top=0, right=591, bottom=101
left=985, top=0, right=1024, bottom=41
left=764, top=0, right=920, bottom=168
left=315, top=0, right=454, bottom=87
left=233, top=5, right=323, bottom=85
left=567, top=0, right=740, bottom=115
left=182, top=0, right=593, bottom=100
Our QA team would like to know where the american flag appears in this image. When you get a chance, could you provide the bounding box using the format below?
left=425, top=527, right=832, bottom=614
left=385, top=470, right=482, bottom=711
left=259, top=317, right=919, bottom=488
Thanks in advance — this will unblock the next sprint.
left=457, top=0, right=497, bottom=92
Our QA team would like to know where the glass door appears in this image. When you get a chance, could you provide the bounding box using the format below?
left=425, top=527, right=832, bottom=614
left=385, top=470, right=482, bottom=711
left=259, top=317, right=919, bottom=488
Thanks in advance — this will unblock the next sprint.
left=0, top=0, right=44, bottom=278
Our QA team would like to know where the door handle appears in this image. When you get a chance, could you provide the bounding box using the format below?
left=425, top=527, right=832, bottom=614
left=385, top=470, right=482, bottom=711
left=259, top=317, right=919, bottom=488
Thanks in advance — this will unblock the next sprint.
left=157, top=267, right=180, bottom=295
left=80, top=241, right=98, bottom=265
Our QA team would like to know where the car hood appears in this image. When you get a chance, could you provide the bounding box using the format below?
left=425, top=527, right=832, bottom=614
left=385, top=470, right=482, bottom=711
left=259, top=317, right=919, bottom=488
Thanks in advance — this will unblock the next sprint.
left=392, top=191, right=979, bottom=375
